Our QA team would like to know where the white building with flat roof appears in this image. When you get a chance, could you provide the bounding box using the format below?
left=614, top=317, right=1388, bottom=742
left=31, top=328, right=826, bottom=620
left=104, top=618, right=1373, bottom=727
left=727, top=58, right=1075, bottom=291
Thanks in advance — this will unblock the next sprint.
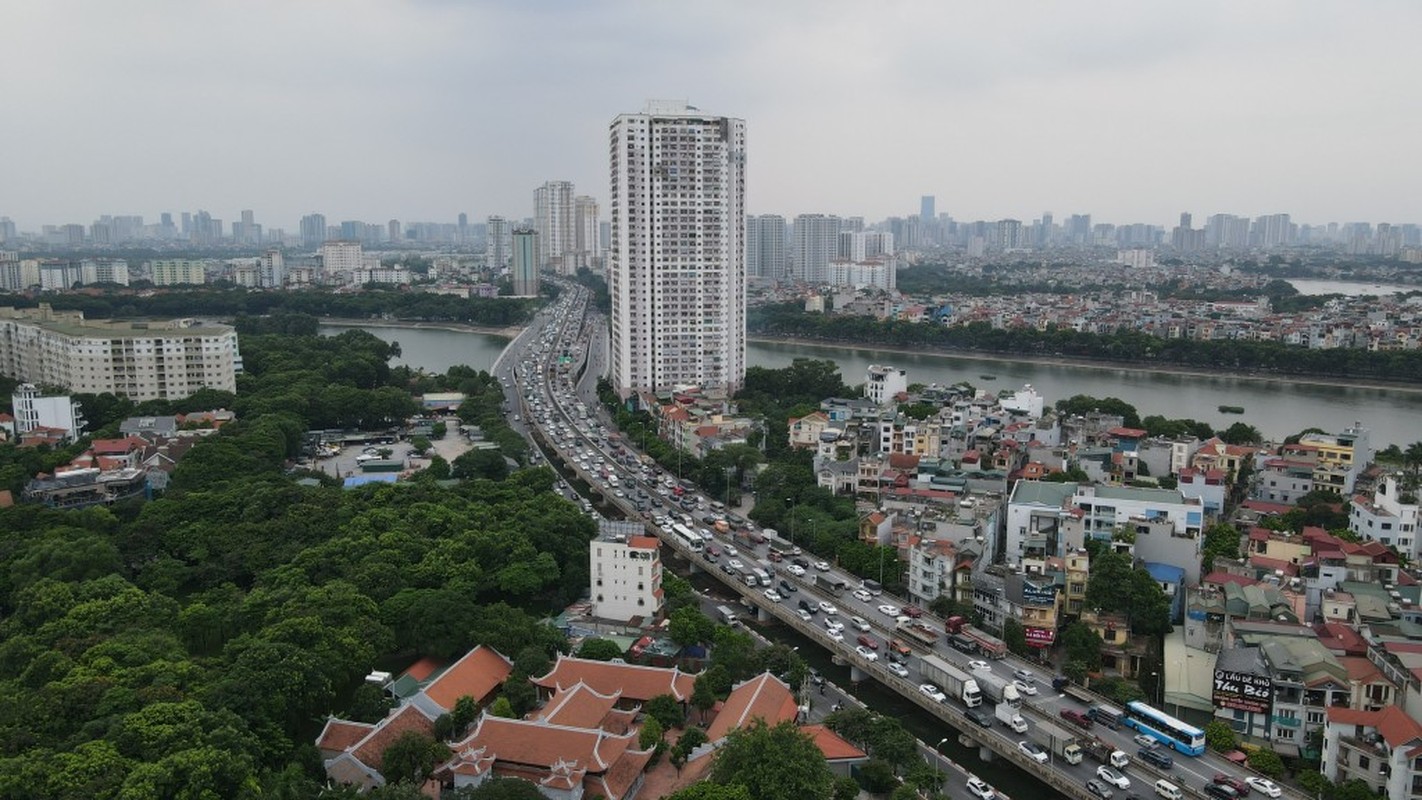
left=590, top=522, right=663, bottom=623
left=0, top=304, right=240, bottom=401
left=609, top=100, right=746, bottom=397
left=319, top=241, right=362, bottom=276
left=864, top=364, right=907, bottom=406
left=12, top=383, right=84, bottom=442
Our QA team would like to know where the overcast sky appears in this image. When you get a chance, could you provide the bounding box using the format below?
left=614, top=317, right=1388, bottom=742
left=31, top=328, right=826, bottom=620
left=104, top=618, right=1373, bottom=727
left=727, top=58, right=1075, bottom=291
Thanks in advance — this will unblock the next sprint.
left=6, top=1, right=1420, bottom=231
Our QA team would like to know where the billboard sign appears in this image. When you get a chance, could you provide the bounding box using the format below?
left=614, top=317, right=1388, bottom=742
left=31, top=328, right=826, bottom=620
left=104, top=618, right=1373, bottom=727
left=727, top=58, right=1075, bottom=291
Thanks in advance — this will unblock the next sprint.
left=1212, top=669, right=1273, bottom=714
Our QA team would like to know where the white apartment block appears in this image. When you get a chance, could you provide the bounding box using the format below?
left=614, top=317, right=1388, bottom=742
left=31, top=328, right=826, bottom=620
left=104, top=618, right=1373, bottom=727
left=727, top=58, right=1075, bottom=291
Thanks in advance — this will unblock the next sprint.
left=609, top=100, right=746, bottom=398
left=865, top=364, right=908, bottom=406
left=1005, top=481, right=1204, bottom=566
left=486, top=215, right=511, bottom=270
left=80, top=259, right=130, bottom=286
left=534, top=181, right=576, bottom=274
left=590, top=528, right=664, bottom=623
left=12, top=383, right=84, bottom=441
left=0, top=305, right=240, bottom=401
left=259, top=250, right=286, bottom=288
left=319, top=241, right=363, bottom=275
left=1350, top=475, right=1420, bottom=562
left=792, top=214, right=841, bottom=284
left=148, top=259, right=208, bottom=286
left=826, top=258, right=895, bottom=291
left=746, top=214, right=786, bottom=280
left=0, top=259, right=41, bottom=291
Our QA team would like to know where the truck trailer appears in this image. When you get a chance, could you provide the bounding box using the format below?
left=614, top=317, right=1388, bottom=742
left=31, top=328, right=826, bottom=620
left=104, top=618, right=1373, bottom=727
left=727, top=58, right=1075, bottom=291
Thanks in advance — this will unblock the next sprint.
left=920, top=653, right=982, bottom=708
left=944, top=615, right=1008, bottom=659
left=1030, top=718, right=1084, bottom=765
left=895, top=619, right=941, bottom=648
left=975, top=672, right=1022, bottom=708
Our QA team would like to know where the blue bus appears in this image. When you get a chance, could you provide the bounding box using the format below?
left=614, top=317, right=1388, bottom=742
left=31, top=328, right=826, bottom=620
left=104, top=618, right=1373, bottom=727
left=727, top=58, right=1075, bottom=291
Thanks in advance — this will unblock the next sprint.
left=1123, top=701, right=1205, bottom=756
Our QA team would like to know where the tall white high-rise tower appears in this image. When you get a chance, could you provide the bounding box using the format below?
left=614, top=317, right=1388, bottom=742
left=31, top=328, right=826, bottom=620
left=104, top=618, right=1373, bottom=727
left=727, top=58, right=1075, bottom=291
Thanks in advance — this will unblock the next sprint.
left=609, top=100, right=746, bottom=398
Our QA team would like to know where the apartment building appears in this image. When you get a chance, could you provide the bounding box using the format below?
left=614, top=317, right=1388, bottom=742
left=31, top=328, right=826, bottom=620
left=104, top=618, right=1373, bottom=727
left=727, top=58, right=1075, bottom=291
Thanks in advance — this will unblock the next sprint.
left=1322, top=706, right=1422, bottom=798
left=590, top=522, right=663, bottom=623
left=0, top=305, right=239, bottom=401
left=1350, top=475, right=1420, bottom=562
left=609, top=100, right=746, bottom=397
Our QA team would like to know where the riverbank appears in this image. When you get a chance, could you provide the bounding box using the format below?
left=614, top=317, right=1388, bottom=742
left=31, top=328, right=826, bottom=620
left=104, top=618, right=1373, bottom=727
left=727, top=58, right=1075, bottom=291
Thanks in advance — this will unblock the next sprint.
left=748, top=334, right=1422, bottom=396
left=321, top=317, right=523, bottom=339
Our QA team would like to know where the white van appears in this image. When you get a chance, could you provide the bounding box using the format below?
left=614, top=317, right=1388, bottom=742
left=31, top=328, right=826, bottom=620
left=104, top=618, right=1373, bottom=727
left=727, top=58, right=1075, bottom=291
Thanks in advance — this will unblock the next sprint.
left=1154, top=779, right=1182, bottom=800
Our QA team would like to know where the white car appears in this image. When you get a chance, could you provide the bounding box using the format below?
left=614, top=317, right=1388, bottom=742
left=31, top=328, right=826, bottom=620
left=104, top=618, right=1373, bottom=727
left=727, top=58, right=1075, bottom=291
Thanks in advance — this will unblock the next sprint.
left=965, top=777, right=995, bottom=800
left=1013, top=668, right=1036, bottom=684
left=850, top=615, right=871, bottom=632
left=918, top=683, right=947, bottom=703
left=818, top=601, right=838, bottom=616
left=824, top=618, right=844, bottom=633
left=727, top=559, right=744, bottom=571
left=887, top=661, right=909, bottom=678
left=1132, top=734, right=1157, bottom=749
left=763, top=589, right=783, bottom=602
left=786, top=564, right=807, bottom=577
left=1095, top=766, right=1130, bottom=790
left=814, top=560, right=832, bottom=572
left=827, top=629, right=845, bottom=643
left=877, top=604, right=900, bottom=616
left=1013, top=679, right=1038, bottom=696
left=1018, top=740, right=1047, bottom=763
left=1244, top=778, right=1281, bottom=798
left=968, top=660, right=991, bottom=672
left=797, top=609, right=813, bottom=621
left=855, top=645, right=879, bottom=662
left=851, top=588, right=872, bottom=602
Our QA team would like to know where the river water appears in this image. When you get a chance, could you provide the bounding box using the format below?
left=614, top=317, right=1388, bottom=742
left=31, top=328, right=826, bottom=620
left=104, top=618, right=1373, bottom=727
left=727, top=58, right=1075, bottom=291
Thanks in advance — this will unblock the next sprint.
left=320, top=324, right=1422, bottom=449
left=1287, top=278, right=1419, bottom=296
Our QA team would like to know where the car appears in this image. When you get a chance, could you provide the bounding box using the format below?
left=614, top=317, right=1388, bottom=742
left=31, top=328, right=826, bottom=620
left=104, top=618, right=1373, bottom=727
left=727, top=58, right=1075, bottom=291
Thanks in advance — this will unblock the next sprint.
left=968, top=660, right=991, bottom=672
left=786, top=564, right=807, bottom=577
left=1084, top=779, right=1114, bottom=800
left=901, top=604, right=924, bottom=618
left=1131, top=734, right=1156, bottom=749
left=850, top=615, right=871, bottom=631
left=722, top=546, right=739, bottom=560
left=798, top=600, right=818, bottom=615
left=1095, top=766, right=1130, bottom=790
left=852, top=589, right=873, bottom=602
left=855, top=645, right=878, bottom=661
left=1203, top=786, right=1241, bottom=800
left=719, top=563, right=735, bottom=575
left=877, top=604, right=901, bottom=616
left=1244, top=778, right=1281, bottom=798
left=814, top=560, right=832, bottom=572
left=763, top=589, right=783, bottom=602
left=824, top=618, right=844, bottom=633
left=1137, top=747, right=1172, bottom=770
left=1013, top=668, right=1036, bottom=684
left=797, top=608, right=812, bottom=621
left=827, top=629, right=845, bottom=642
left=1060, top=708, right=1094, bottom=728
left=727, top=559, right=744, bottom=571
left=779, top=579, right=797, bottom=594
left=966, top=707, right=994, bottom=728
left=704, top=544, right=721, bottom=558
left=792, top=557, right=810, bottom=569
left=965, top=776, right=995, bottom=800
left=1017, top=741, right=1047, bottom=764
left=1013, top=679, right=1038, bottom=696
left=818, top=601, right=838, bottom=616
left=1213, top=776, right=1248, bottom=794
left=919, top=683, right=947, bottom=702
left=809, top=669, right=825, bottom=686
left=887, top=661, right=909, bottom=677
left=856, top=634, right=879, bottom=650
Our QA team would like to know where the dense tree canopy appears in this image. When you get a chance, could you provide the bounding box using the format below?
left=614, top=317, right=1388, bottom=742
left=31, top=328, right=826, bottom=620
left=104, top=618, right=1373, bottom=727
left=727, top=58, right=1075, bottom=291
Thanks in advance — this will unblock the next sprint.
left=710, top=720, right=834, bottom=800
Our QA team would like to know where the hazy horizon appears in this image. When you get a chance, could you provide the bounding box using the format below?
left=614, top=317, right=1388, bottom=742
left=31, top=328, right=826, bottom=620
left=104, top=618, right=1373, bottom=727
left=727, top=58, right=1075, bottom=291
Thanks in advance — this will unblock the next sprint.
left=6, top=1, right=1421, bottom=229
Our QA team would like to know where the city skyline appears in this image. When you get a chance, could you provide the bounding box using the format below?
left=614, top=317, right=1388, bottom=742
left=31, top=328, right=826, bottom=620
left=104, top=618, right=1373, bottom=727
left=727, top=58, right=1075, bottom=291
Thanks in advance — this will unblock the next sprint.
left=5, top=2, right=1420, bottom=227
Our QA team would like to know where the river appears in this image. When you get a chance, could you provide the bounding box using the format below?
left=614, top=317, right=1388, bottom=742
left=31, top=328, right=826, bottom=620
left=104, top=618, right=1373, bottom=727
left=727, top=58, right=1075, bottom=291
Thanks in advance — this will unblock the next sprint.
left=320, top=323, right=1422, bottom=449
left=1287, top=278, right=1419, bottom=297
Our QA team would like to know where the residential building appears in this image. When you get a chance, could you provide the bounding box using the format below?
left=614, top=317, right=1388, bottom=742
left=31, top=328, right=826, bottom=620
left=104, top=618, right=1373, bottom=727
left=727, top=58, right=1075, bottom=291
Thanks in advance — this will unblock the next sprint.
left=864, top=364, right=907, bottom=407
left=590, top=522, right=663, bottom=623
left=608, top=100, right=746, bottom=397
left=148, top=259, right=208, bottom=286
left=511, top=228, right=539, bottom=297
left=0, top=304, right=240, bottom=401
left=746, top=214, right=787, bottom=279
left=11, top=383, right=83, bottom=442
left=792, top=214, right=840, bottom=284
left=1349, top=475, right=1420, bottom=562
left=299, top=213, right=327, bottom=248
left=258, top=249, right=285, bottom=288
left=485, top=215, right=511, bottom=270
left=533, top=180, right=576, bottom=274
left=1063, top=549, right=1089, bottom=616
left=1322, top=706, right=1422, bottom=799
left=907, top=536, right=973, bottom=607
left=1298, top=423, right=1373, bottom=494
left=1081, top=609, right=1150, bottom=677
left=319, top=241, right=363, bottom=276
left=80, top=259, right=130, bottom=286
left=574, top=195, right=601, bottom=271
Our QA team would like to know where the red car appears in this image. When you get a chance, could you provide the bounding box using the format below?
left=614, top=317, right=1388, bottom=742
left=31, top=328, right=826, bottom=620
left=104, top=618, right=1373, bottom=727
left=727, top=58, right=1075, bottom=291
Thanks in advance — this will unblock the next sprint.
left=1060, top=709, right=1093, bottom=728
left=856, top=634, right=880, bottom=650
left=901, top=605, right=924, bottom=618
left=1212, top=775, right=1248, bottom=794
left=705, top=544, right=720, bottom=558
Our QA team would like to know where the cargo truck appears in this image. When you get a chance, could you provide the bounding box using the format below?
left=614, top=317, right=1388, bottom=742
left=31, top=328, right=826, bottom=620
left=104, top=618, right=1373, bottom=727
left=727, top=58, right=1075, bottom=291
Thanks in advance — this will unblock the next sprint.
left=813, top=574, right=847, bottom=596
left=1052, top=675, right=1098, bottom=706
left=976, top=672, right=1022, bottom=708
left=716, top=605, right=739, bottom=625
left=920, top=653, right=983, bottom=707
left=1083, top=737, right=1130, bottom=769
left=1030, top=719, right=1084, bottom=765
left=995, top=702, right=1028, bottom=733
left=895, top=619, right=941, bottom=648
left=944, top=615, right=1008, bottom=659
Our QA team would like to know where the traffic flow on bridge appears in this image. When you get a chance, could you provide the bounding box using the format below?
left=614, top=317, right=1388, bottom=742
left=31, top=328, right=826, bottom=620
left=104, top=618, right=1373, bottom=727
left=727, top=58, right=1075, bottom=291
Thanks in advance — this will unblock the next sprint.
left=499, top=284, right=1301, bottom=800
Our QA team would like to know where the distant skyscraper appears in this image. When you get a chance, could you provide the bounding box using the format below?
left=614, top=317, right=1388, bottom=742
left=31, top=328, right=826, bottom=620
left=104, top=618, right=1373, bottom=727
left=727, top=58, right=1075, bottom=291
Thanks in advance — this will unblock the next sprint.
left=609, top=100, right=746, bottom=397
left=746, top=215, right=787, bottom=280
left=511, top=228, right=539, bottom=296
left=259, top=249, right=286, bottom=288
left=486, top=216, right=511, bottom=269
left=533, top=181, right=576, bottom=274
left=300, top=213, right=326, bottom=248
left=457, top=212, right=468, bottom=244
left=1066, top=214, right=1092, bottom=246
left=920, top=195, right=935, bottom=222
left=574, top=195, right=601, bottom=271
left=792, top=214, right=841, bottom=284
left=388, top=219, right=401, bottom=242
